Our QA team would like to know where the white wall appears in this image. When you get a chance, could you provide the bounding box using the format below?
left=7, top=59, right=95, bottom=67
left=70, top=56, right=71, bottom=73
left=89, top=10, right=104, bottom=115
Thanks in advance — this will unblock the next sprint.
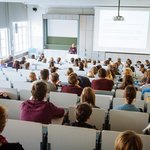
left=27, top=6, right=46, bottom=52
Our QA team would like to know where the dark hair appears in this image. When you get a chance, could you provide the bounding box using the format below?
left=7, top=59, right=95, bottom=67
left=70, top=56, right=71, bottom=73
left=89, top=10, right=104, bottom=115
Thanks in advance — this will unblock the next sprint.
left=125, top=85, right=136, bottom=104
left=76, top=103, right=92, bottom=123
left=40, top=69, right=49, bottom=80
left=79, top=62, right=84, bottom=71
left=98, top=68, right=106, bottom=78
left=31, top=81, right=47, bottom=101
left=50, top=67, right=57, bottom=73
left=70, top=57, right=74, bottom=63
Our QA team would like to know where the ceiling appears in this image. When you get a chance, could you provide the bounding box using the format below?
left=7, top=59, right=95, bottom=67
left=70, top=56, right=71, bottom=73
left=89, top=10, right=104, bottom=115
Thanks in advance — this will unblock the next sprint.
left=0, top=0, right=150, bottom=8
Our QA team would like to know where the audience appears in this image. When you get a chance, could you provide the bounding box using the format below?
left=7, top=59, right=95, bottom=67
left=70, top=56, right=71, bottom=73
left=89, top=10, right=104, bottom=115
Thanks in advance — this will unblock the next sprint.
left=0, top=105, right=24, bottom=149
left=114, top=130, right=143, bottom=150
left=20, top=81, right=64, bottom=124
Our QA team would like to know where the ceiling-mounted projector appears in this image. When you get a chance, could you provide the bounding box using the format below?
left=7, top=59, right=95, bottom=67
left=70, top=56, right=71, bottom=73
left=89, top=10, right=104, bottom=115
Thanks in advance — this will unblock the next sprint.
left=113, top=0, right=124, bottom=21
left=113, top=15, right=124, bottom=21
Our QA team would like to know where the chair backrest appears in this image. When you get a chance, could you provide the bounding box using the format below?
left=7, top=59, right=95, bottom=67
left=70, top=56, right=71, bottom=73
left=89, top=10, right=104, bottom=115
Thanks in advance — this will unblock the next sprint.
left=115, top=89, right=142, bottom=100
left=147, top=102, right=150, bottom=114
left=68, top=106, right=106, bottom=130
left=47, top=124, right=96, bottom=150
left=95, top=94, right=113, bottom=110
left=113, top=98, right=145, bottom=111
left=0, top=81, right=11, bottom=88
left=94, top=90, right=115, bottom=96
left=0, top=99, right=22, bottom=119
left=101, top=130, right=150, bottom=150
left=109, top=110, right=149, bottom=133
left=49, top=92, right=78, bottom=108
left=12, top=81, right=32, bottom=91
left=19, top=89, right=32, bottom=101
left=0, top=87, right=18, bottom=99
left=2, top=119, right=42, bottom=150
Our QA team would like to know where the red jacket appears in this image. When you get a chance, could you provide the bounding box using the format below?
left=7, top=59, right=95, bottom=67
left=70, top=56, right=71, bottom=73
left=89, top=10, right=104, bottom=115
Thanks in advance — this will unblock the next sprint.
left=20, top=100, right=64, bottom=124
left=91, top=78, right=114, bottom=91
left=61, top=85, right=83, bottom=96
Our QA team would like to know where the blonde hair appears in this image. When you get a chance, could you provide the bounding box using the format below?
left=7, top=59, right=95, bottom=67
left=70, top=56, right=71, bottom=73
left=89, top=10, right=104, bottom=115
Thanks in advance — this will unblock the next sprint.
left=81, top=87, right=95, bottom=106
left=106, top=69, right=113, bottom=80
left=123, top=68, right=132, bottom=76
left=114, top=130, right=143, bottom=150
left=0, top=105, right=7, bottom=133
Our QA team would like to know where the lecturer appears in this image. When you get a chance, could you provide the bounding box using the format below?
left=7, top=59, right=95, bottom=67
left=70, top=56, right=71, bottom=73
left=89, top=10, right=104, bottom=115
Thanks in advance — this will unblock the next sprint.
left=69, top=43, right=77, bottom=54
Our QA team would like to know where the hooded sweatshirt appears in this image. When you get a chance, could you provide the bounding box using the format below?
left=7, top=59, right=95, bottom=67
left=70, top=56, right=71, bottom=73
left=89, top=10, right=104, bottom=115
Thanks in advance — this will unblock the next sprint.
left=20, top=100, right=64, bottom=124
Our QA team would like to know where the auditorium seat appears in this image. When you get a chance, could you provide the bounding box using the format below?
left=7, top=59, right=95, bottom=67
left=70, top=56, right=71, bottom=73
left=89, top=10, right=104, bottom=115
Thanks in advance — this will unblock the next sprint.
left=109, top=110, right=149, bottom=134
left=47, top=124, right=97, bottom=150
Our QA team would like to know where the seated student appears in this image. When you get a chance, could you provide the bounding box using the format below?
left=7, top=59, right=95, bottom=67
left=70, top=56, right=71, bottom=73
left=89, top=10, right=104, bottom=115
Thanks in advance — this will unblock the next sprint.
left=114, top=85, right=140, bottom=112
left=50, top=72, right=60, bottom=90
left=6, top=56, right=14, bottom=67
left=20, top=81, right=64, bottom=124
left=78, top=62, right=84, bottom=71
left=68, top=103, right=96, bottom=129
left=141, top=78, right=150, bottom=97
left=61, top=73, right=83, bottom=96
left=27, top=72, right=37, bottom=82
left=80, top=87, right=99, bottom=108
left=24, top=62, right=30, bottom=70
left=114, top=130, right=143, bottom=150
left=91, top=68, right=114, bottom=91
left=0, top=105, right=24, bottom=150
left=66, top=67, right=74, bottom=76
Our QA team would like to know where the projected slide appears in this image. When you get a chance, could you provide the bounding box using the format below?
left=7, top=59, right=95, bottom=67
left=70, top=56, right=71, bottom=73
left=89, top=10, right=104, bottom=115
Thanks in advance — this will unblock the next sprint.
left=94, top=8, right=150, bottom=54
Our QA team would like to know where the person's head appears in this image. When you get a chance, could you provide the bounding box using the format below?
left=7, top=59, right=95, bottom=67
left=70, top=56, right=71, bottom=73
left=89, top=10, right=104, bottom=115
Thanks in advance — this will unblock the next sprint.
left=70, top=57, right=74, bottom=63
left=0, top=105, right=7, bottom=133
left=40, top=69, right=49, bottom=80
left=87, top=70, right=95, bottom=78
left=98, top=68, right=106, bottom=78
left=31, top=81, right=47, bottom=101
left=91, top=66, right=98, bottom=75
left=68, top=73, right=78, bottom=85
left=66, top=67, right=74, bottom=76
left=96, top=64, right=102, bottom=70
left=57, top=57, right=61, bottom=63
left=71, top=43, right=75, bottom=47
left=21, top=57, right=26, bottom=63
left=76, top=103, right=92, bottom=123
left=79, top=62, right=84, bottom=70
left=49, top=57, right=54, bottom=62
left=74, top=58, right=79, bottom=66
left=49, top=61, right=54, bottom=68
left=25, top=62, right=30, bottom=70
left=50, top=67, right=57, bottom=73
left=51, top=72, right=59, bottom=84
left=29, top=72, right=37, bottom=82
left=81, top=87, right=95, bottom=106
left=124, top=85, right=136, bottom=104
left=31, top=54, right=35, bottom=59
left=13, top=60, right=20, bottom=70
left=114, top=130, right=143, bottom=150
left=92, top=60, right=96, bottom=65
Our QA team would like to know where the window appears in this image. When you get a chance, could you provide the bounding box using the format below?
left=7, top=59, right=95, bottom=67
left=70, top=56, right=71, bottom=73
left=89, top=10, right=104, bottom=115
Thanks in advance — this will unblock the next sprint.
left=13, top=22, right=28, bottom=54
left=0, top=28, right=9, bottom=58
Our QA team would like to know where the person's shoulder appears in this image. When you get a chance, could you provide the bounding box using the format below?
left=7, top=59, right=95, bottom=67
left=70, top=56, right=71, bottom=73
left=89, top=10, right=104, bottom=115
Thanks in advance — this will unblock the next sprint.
left=1, top=143, right=24, bottom=150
